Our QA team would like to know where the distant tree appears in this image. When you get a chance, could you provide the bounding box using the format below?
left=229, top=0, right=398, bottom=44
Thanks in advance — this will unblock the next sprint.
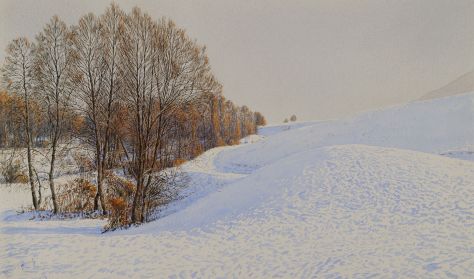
left=283, top=118, right=288, bottom=123
left=210, top=93, right=224, bottom=146
left=0, top=91, right=11, bottom=147
left=290, top=114, right=297, bottom=122
left=254, top=111, right=266, bottom=126
left=222, top=99, right=235, bottom=144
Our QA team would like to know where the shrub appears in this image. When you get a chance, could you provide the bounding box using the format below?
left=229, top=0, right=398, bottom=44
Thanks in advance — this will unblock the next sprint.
left=16, top=173, right=29, bottom=184
left=107, top=197, right=128, bottom=229
left=103, top=170, right=186, bottom=231
left=173, top=158, right=187, bottom=167
left=54, top=178, right=96, bottom=213
left=141, top=170, right=186, bottom=222
left=103, top=173, right=135, bottom=231
left=73, top=152, right=95, bottom=173
left=2, top=160, right=28, bottom=184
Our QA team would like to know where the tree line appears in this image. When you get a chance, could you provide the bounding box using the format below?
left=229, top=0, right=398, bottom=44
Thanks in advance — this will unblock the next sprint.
left=0, top=3, right=266, bottom=228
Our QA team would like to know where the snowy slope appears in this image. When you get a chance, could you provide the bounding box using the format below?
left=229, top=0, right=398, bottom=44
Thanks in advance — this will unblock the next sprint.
left=217, top=92, right=474, bottom=172
left=419, top=70, right=474, bottom=101
left=1, top=93, right=474, bottom=278
left=256, top=121, right=321, bottom=137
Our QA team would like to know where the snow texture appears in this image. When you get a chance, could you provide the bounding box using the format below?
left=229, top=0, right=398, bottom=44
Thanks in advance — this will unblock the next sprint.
left=1, top=93, right=474, bottom=278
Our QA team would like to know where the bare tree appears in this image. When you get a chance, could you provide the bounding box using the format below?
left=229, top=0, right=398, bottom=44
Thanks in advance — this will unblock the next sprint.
left=72, top=13, right=108, bottom=214
left=2, top=38, right=39, bottom=210
left=118, top=7, right=155, bottom=223
left=71, top=4, right=125, bottom=215
left=95, top=3, right=124, bottom=213
left=118, top=8, right=221, bottom=223
left=34, top=16, right=76, bottom=213
left=140, top=18, right=221, bottom=220
left=0, top=4, right=265, bottom=225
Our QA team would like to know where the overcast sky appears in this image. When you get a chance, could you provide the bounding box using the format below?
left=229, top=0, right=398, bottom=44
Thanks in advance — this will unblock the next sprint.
left=1, top=0, right=473, bottom=122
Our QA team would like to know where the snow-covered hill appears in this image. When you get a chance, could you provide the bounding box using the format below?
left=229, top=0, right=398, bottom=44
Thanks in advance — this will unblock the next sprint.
left=419, top=70, right=474, bottom=101
left=1, top=93, right=474, bottom=278
left=218, top=92, right=474, bottom=172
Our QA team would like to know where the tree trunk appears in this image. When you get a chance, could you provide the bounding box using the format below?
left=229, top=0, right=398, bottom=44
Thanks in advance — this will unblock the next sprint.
left=24, top=94, right=38, bottom=210
left=48, top=141, right=59, bottom=213
left=93, top=150, right=102, bottom=210
left=34, top=168, right=42, bottom=206
left=26, top=143, right=38, bottom=210
left=131, top=174, right=144, bottom=223
left=132, top=133, right=146, bottom=223
left=94, top=140, right=107, bottom=214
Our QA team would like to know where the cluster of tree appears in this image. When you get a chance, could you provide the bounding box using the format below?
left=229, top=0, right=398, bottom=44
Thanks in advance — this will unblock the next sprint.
left=283, top=114, right=297, bottom=123
left=0, top=4, right=265, bottom=227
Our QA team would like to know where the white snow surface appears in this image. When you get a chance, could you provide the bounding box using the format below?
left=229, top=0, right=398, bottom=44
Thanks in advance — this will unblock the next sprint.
left=1, top=93, right=474, bottom=278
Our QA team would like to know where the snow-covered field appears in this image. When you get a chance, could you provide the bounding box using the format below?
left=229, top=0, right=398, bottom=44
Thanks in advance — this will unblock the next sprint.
left=1, top=93, right=474, bottom=278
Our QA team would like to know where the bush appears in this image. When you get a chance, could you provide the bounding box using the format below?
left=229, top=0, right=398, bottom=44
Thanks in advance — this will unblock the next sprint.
left=141, top=170, right=186, bottom=222
left=2, top=160, right=28, bottom=184
left=103, top=173, right=135, bottom=231
left=73, top=152, right=95, bottom=173
left=173, top=158, right=187, bottom=167
left=54, top=178, right=96, bottom=213
left=103, top=170, right=186, bottom=231
left=107, top=196, right=128, bottom=230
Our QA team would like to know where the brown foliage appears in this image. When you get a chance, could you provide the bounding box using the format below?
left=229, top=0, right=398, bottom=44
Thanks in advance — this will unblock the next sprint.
left=103, top=172, right=135, bottom=230
left=73, top=152, right=95, bottom=173
left=1, top=160, right=29, bottom=184
left=173, top=158, right=187, bottom=167
left=54, top=178, right=96, bottom=213
left=107, top=197, right=128, bottom=229
left=192, top=143, right=204, bottom=157
left=0, top=3, right=267, bottom=227
left=254, top=111, right=267, bottom=126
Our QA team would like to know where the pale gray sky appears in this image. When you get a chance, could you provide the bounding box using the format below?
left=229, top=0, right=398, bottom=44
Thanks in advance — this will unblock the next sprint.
left=1, top=0, right=473, bottom=122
